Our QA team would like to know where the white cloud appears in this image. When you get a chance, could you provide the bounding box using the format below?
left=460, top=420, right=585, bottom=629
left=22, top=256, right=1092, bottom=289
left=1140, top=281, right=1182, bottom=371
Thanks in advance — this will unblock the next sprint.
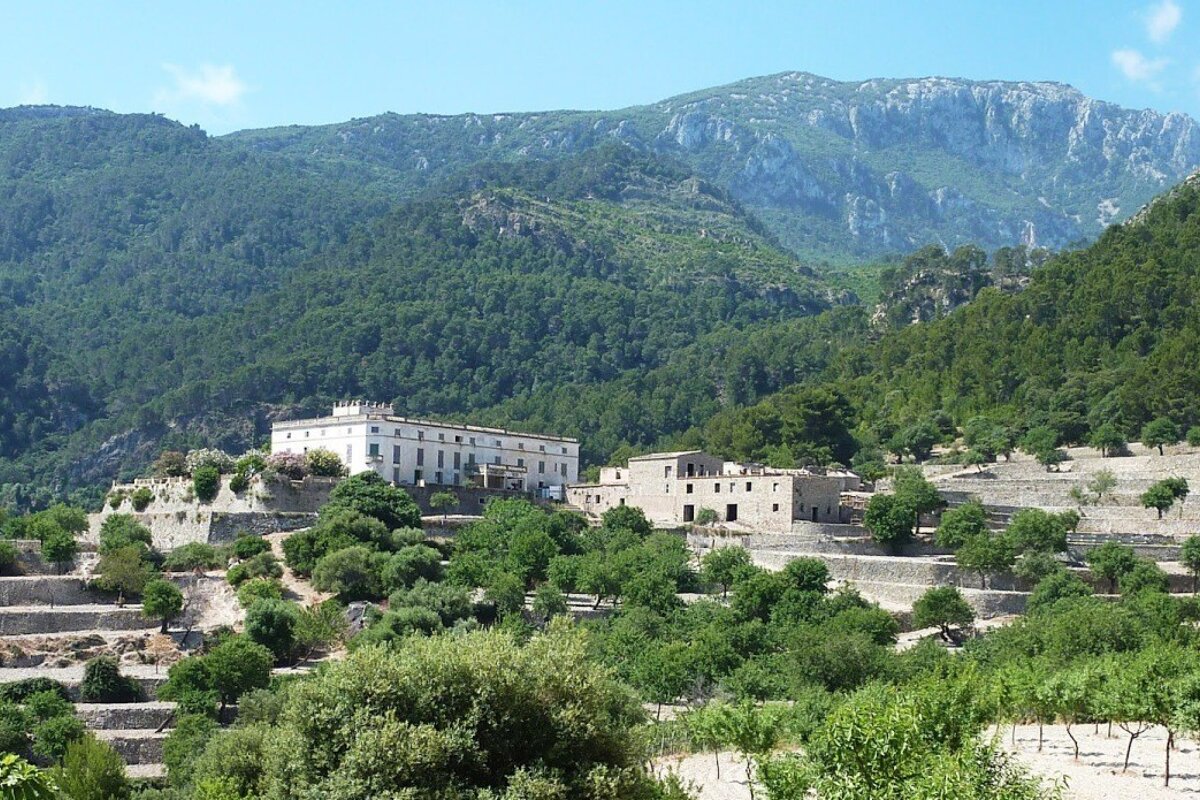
left=1146, top=0, right=1182, bottom=43
left=1111, top=48, right=1169, bottom=86
left=17, top=80, right=48, bottom=105
left=156, top=63, right=247, bottom=107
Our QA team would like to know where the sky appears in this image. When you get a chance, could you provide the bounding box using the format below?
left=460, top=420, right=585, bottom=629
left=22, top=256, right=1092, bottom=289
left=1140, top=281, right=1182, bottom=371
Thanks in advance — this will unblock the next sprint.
left=2, top=1, right=1199, bottom=135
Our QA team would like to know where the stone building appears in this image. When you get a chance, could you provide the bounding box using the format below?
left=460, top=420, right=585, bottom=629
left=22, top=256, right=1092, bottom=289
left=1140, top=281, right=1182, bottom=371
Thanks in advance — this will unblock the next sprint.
left=566, top=450, right=861, bottom=531
left=271, top=402, right=579, bottom=497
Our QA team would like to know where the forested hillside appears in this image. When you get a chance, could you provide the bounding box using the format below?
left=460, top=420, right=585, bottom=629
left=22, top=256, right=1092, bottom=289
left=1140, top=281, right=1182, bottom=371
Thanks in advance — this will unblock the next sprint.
left=0, top=114, right=832, bottom=506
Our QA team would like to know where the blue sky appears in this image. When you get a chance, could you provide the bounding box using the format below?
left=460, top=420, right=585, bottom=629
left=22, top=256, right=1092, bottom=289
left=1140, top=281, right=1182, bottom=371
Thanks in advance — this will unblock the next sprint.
left=3, top=1, right=1198, bottom=135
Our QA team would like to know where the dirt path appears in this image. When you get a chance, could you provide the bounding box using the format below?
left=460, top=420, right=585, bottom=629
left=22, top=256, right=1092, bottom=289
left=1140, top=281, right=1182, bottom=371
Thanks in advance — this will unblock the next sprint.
left=653, top=751, right=753, bottom=800
left=263, top=529, right=331, bottom=607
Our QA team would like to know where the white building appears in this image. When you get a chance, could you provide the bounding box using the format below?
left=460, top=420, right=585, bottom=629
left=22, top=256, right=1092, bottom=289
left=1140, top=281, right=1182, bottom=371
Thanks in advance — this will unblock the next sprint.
left=271, top=402, right=579, bottom=496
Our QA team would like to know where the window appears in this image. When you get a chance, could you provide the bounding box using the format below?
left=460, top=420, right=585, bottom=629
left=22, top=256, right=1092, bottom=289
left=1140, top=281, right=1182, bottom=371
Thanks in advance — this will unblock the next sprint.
left=304, top=431, right=310, bottom=438
left=746, top=482, right=753, bottom=492
left=438, top=432, right=445, bottom=442
left=729, top=482, right=736, bottom=493
left=619, top=498, right=626, bottom=506
left=538, top=461, right=545, bottom=473
left=346, top=445, right=352, bottom=463
left=493, top=456, right=502, bottom=465
left=495, top=439, right=502, bottom=447
left=393, top=445, right=401, bottom=464
left=664, top=465, right=673, bottom=478
left=394, top=428, right=402, bottom=437
left=518, top=443, right=525, bottom=450
left=370, top=426, right=379, bottom=433
left=714, top=483, right=721, bottom=493
left=561, top=447, right=567, bottom=455
left=539, top=444, right=545, bottom=452
left=772, top=482, right=779, bottom=492
left=392, top=468, right=400, bottom=484
left=686, top=483, right=694, bottom=494
left=414, top=469, right=423, bottom=483
left=417, top=431, right=424, bottom=441
left=435, top=471, right=443, bottom=484
left=286, top=433, right=292, bottom=439
left=560, top=463, right=567, bottom=476
left=772, top=503, right=779, bottom=512
left=467, top=453, right=476, bottom=466
left=686, top=462, right=695, bottom=477
left=470, top=437, right=476, bottom=446
left=437, top=450, right=444, bottom=468
left=416, top=448, right=424, bottom=466
left=455, top=435, right=462, bottom=443
left=517, top=458, right=525, bottom=468
left=665, top=484, right=670, bottom=494
left=368, top=443, right=380, bottom=457
left=453, top=452, right=461, bottom=469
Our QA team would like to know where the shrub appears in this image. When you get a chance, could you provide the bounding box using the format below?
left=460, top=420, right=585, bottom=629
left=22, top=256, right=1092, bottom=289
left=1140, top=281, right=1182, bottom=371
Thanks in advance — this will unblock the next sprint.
left=0, top=700, right=32, bottom=753
left=311, top=546, right=383, bottom=600
left=1027, top=570, right=1092, bottom=614
left=106, top=490, right=126, bottom=510
left=229, top=472, right=250, bottom=494
left=93, top=545, right=154, bottom=602
left=244, top=600, right=299, bottom=661
left=380, top=545, right=444, bottom=592
left=164, top=713, right=219, bottom=787
left=1188, top=426, right=1200, bottom=447
left=152, top=450, right=189, bottom=478
left=40, top=529, right=77, bottom=573
left=232, top=536, right=270, bottom=559
left=236, top=452, right=268, bottom=476
left=23, top=690, right=73, bottom=723
left=0, top=540, right=20, bottom=574
left=189, top=723, right=270, bottom=798
left=51, top=736, right=129, bottom=800
left=130, top=487, right=154, bottom=512
left=485, top=571, right=526, bottom=618
left=912, top=586, right=974, bottom=641
left=304, top=448, right=346, bottom=477
left=186, top=449, right=235, bottom=474
left=532, top=583, right=568, bottom=619
left=389, top=579, right=473, bottom=627
left=0, top=678, right=70, bottom=703
left=80, top=656, right=141, bottom=703
left=162, top=542, right=222, bottom=572
left=98, top=515, right=153, bottom=554
left=265, top=451, right=308, bottom=481
left=193, top=467, right=221, bottom=503
left=695, top=507, right=718, bottom=526
left=237, top=578, right=284, bottom=607
left=294, top=600, right=349, bottom=659
left=157, top=658, right=219, bottom=717
left=280, top=509, right=389, bottom=575
left=32, top=714, right=86, bottom=761
left=235, top=688, right=287, bottom=726
left=226, top=551, right=282, bottom=587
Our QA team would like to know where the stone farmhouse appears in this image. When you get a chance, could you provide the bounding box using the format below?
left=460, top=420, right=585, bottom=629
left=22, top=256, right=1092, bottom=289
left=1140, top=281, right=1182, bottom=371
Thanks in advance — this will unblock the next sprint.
left=272, top=402, right=579, bottom=498
left=566, top=450, right=861, bottom=531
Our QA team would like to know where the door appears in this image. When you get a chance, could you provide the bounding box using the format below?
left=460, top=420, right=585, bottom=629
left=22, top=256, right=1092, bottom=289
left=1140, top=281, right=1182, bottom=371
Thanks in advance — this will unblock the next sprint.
left=811, top=506, right=818, bottom=522
left=726, top=504, right=738, bottom=522
left=683, top=504, right=695, bottom=523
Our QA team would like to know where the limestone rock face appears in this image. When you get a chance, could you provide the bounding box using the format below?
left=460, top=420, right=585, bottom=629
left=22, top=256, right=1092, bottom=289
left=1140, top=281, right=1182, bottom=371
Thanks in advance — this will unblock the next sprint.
left=234, top=72, right=1200, bottom=258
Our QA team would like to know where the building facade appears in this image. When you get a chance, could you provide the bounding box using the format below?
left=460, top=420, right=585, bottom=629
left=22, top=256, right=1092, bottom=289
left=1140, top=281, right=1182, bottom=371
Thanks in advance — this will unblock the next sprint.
left=271, top=402, right=579, bottom=496
left=566, top=450, right=861, bottom=532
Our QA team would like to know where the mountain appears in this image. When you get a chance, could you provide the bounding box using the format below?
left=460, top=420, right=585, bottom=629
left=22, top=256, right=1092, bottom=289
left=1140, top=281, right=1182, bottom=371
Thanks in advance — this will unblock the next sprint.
left=227, top=72, right=1200, bottom=260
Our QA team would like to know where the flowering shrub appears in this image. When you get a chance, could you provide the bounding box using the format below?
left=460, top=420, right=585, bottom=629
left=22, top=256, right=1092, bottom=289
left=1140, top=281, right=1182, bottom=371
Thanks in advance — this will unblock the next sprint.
left=185, top=449, right=235, bottom=474
left=306, top=449, right=347, bottom=477
left=266, top=451, right=309, bottom=480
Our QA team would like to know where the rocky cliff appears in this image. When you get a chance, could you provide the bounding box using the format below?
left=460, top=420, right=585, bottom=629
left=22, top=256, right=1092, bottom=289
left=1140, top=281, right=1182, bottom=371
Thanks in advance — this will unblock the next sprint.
left=229, top=72, right=1200, bottom=260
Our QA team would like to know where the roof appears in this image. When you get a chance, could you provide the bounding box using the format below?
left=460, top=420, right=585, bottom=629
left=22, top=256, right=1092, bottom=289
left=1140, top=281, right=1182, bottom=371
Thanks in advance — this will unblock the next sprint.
left=626, top=450, right=708, bottom=461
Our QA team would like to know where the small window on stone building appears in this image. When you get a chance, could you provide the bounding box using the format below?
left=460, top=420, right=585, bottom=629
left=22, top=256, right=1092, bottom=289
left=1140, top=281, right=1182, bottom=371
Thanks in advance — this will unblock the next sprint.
left=714, top=484, right=720, bottom=493
left=772, top=503, right=779, bottom=512
left=686, top=483, right=694, bottom=494
left=746, top=482, right=753, bottom=492
left=772, top=482, right=779, bottom=492
left=371, top=426, right=379, bottom=433
left=664, top=465, right=673, bottom=478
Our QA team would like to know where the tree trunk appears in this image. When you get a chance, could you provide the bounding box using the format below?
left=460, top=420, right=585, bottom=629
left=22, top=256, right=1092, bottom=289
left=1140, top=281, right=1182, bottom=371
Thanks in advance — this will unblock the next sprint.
left=160, top=617, right=169, bottom=634
left=745, top=758, right=755, bottom=800
left=1124, top=732, right=1138, bottom=772
left=1038, top=722, right=1043, bottom=752
left=1166, top=730, right=1173, bottom=786
left=593, top=595, right=602, bottom=610
left=714, top=751, right=720, bottom=780
left=1159, top=444, right=1165, bottom=456
left=1066, top=723, right=1078, bottom=760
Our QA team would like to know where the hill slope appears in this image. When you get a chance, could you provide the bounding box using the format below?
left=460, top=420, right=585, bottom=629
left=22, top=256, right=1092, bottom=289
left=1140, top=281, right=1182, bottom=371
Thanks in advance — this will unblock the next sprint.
left=228, top=72, right=1200, bottom=260
left=0, top=122, right=830, bottom=505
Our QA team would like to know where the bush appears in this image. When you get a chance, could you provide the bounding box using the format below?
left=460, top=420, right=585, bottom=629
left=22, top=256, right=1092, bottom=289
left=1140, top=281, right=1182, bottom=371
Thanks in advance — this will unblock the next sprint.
left=0, top=700, right=32, bottom=753
left=51, top=736, right=129, bottom=800
left=0, top=541, right=16, bottom=574
left=186, top=449, right=235, bottom=474
left=1187, top=426, right=1200, bottom=447
left=40, top=529, right=77, bottom=572
left=127, top=486, right=154, bottom=512
left=189, top=723, right=270, bottom=798
left=311, top=546, right=383, bottom=600
left=244, top=599, right=299, bottom=661
left=32, top=714, right=86, bottom=761
left=235, top=688, right=287, bottom=726
left=232, top=536, right=270, bottom=559
left=380, top=545, right=444, bottom=592
left=305, top=448, right=346, bottom=477
left=162, top=542, right=222, bottom=572
left=98, top=515, right=153, bottom=554
left=389, top=579, right=473, bottom=627
left=157, top=658, right=219, bottom=718
left=1026, top=570, right=1092, bottom=614
left=164, top=713, right=218, bottom=787
left=237, top=578, right=284, bottom=607
left=106, top=490, right=126, bottom=510
left=24, top=690, right=72, bottom=723
left=229, top=471, right=250, bottom=494
left=352, top=607, right=443, bottom=648
left=265, top=451, right=308, bottom=480
left=281, top=509, right=388, bottom=575
left=153, top=450, right=189, bottom=478
left=193, top=467, right=221, bottom=503
left=79, top=656, right=141, bottom=703
left=93, top=545, right=154, bottom=602
left=226, top=551, right=282, bottom=587
left=0, top=678, right=70, bottom=703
